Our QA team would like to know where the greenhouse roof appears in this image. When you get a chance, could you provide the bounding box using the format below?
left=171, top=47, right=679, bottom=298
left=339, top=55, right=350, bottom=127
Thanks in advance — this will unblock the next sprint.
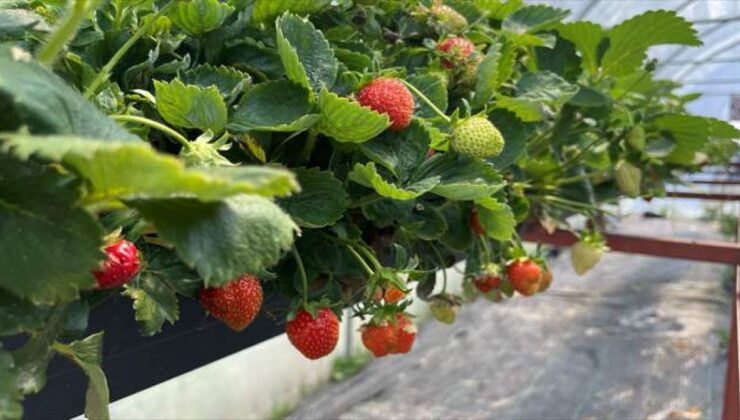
left=533, top=0, right=740, bottom=120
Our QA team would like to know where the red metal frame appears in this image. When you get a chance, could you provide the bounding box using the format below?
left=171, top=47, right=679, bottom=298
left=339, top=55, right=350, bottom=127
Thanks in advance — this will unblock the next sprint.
left=520, top=225, right=740, bottom=265
left=722, top=222, right=740, bottom=420
left=667, top=191, right=740, bottom=201
left=689, top=180, right=740, bottom=186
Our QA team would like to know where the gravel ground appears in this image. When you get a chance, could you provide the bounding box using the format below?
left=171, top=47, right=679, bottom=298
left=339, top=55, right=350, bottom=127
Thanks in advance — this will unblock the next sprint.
left=289, top=216, right=732, bottom=420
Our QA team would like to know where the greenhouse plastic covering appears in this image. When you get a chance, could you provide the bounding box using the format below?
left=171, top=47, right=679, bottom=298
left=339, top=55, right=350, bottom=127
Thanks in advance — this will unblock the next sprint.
left=533, top=0, right=740, bottom=121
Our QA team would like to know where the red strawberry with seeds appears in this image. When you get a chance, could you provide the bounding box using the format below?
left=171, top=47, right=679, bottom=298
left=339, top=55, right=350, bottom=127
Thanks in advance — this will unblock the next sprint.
left=474, top=273, right=501, bottom=293
left=506, top=259, right=542, bottom=297
left=198, top=274, right=263, bottom=331
left=437, top=37, right=474, bottom=68
left=361, top=321, right=395, bottom=357
left=93, top=239, right=141, bottom=289
left=393, top=313, right=417, bottom=354
left=356, top=78, right=415, bottom=131
left=538, top=268, right=553, bottom=292
left=287, top=308, right=340, bottom=360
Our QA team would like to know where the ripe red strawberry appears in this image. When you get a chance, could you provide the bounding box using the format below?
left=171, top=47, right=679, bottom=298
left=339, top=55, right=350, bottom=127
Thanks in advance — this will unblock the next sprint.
left=393, top=313, right=416, bottom=354
left=473, top=273, right=501, bottom=293
left=506, top=259, right=542, bottom=297
left=198, top=274, right=263, bottom=331
left=93, top=239, right=141, bottom=289
left=470, top=209, right=486, bottom=236
left=286, top=308, right=340, bottom=360
left=356, top=78, right=415, bottom=131
left=437, top=37, right=474, bottom=68
left=361, top=321, right=395, bottom=357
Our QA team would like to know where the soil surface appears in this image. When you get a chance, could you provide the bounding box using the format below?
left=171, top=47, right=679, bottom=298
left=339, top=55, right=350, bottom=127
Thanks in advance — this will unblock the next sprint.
left=290, top=216, right=732, bottom=420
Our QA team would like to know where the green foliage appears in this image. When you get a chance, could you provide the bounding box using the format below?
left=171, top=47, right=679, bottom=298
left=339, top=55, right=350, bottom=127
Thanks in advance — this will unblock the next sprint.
left=1, top=1, right=734, bottom=416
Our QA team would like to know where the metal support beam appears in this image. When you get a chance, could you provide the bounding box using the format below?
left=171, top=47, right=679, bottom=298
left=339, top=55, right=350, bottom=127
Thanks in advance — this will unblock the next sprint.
left=721, top=217, right=740, bottom=419
left=520, top=225, right=740, bottom=265
left=662, top=57, right=740, bottom=66
left=667, top=191, right=740, bottom=201
left=576, top=0, right=600, bottom=20
left=689, top=180, right=740, bottom=186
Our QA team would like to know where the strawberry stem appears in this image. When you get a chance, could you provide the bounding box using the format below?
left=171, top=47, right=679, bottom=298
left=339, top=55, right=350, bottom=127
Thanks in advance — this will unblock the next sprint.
left=84, top=2, right=175, bottom=98
left=345, top=245, right=374, bottom=277
left=111, top=115, right=192, bottom=151
left=291, top=245, right=309, bottom=307
left=399, top=79, right=451, bottom=124
left=37, top=0, right=94, bottom=67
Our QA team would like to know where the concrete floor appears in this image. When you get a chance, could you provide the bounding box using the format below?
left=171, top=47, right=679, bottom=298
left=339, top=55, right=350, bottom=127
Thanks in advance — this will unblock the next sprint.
left=290, top=216, right=732, bottom=420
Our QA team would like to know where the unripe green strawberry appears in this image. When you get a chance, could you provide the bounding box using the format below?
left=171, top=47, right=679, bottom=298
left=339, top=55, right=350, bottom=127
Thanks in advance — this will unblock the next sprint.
left=431, top=3, right=468, bottom=33
left=615, top=160, right=642, bottom=198
left=570, top=241, right=605, bottom=275
left=452, top=116, right=505, bottom=159
left=429, top=294, right=461, bottom=324
left=626, top=126, right=646, bottom=150
left=457, top=56, right=483, bottom=89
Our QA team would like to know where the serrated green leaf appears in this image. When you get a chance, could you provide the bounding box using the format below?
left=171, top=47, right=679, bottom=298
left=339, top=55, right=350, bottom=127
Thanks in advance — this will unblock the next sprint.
left=228, top=80, right=317, bottom=133
left=143, top=246, right=202, bottom=297
left=277, top=168, right=348, bottom=228
left=487, top=109, right=534, bottom=169
left=349, top=162, right=438, bottom=200
left=154, top=79, right=227, bottom=134
left=475, top=197, right=516, bottom=240
left=0, top=289, right=46, bottom=336
left=403, top=205, right=448, bottom=241
left=568, top=85, right=612, bottom=108
left=494, top=96, right=542, bottom=122
left=601, top=10, right=701, bottom=77
left=181, top=64, right=250, bottom=97
left=0, top=47, right=136, bottom=140
left=473, top=40, right=515, bottom=108
left=317, top=89, right=390, bottom=143
left=502, top=4, right=568, bottom=34
left=408, top=73, right=447, bottom=119
left=0, top=347, right=22, bottom=420
left=474, top=0, right=523, bottom=20
left=169, top=0, right=235, bottom=35
left=556, top=21, right=605, bottom=75
left=0, top=154, right=103, bottom=303
left=251, top=0, right=330, bottom=25
left=655, top=114, right=740, bottom=164
left=413, top=153, right=505, bottom=200
left=359, top=121, right=430, bottom=181
left=124, top=275, right=179, bottom=337
left=276, top=13, right=337, bottom=93
left=129, top=195, right=297, bottom=287
left=0, top=134, right=299, bottom=202
left=516, top=71, right=579, bottom=105
left=439, top=205, right=473, bottom=251
left=56, top=332, right=109, bottom=420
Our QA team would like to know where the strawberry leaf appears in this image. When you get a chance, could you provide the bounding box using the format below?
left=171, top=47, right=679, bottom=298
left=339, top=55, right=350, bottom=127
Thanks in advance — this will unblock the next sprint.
left=349, top=162, right=439, bottom=200
left=55, top=333, right=109, bottom=420
left=168, top=0, right=235, bottom=35
left=502, top=4, right=568, bottom=35
left=0, top=346, right=22, bottom=420
left=473, top=40, right=515, bottom=108
left=129, top=195, right=297, bottom=287
left=228, top=80, right=318, bottom=133
left=359, top=121, right=430, bottom=181
left=317, top=89, right=390, bottom=143
left=276, top=13, right=337, bottom=94
left=601, top=10, right=701, bottom=77
left=408, top=73, right=448, bottom=119
left=0, top=134, right=299, bottom=202
left=154, top=79, right=228, bottom=134
left=251, top=0, right=331, bottom=25
left=654, top=114, right=740, bottom=164
left=0, top=154, right=103, bottom=303
left=556, top=21, right=605, bottom=75
left=181, top=64, right=251, bottom=97
left=474, top=197, right=516, bottom=240
left=474, top=0, right=524, bottom=20
left=0, top=289, right=46, bottom=336
left=277, top=168, right=349, bottom=228
left=413, top=153, right=506, bottom=200
left=0, top=47, right=136, bottom=140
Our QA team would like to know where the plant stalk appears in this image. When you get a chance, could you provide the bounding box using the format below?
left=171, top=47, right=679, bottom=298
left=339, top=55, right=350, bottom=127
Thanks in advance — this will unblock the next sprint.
left=37, top=0, right=93, bottom=67
left=111, top=115, right=192, bottom=151
left=399, top=79, right=451, bottom=124
left=291, top=245, right=309, bottom=307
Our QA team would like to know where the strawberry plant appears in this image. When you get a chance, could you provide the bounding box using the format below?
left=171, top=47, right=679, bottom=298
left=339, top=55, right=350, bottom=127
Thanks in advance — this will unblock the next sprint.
left=1, top=0, right=738, bottom=418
